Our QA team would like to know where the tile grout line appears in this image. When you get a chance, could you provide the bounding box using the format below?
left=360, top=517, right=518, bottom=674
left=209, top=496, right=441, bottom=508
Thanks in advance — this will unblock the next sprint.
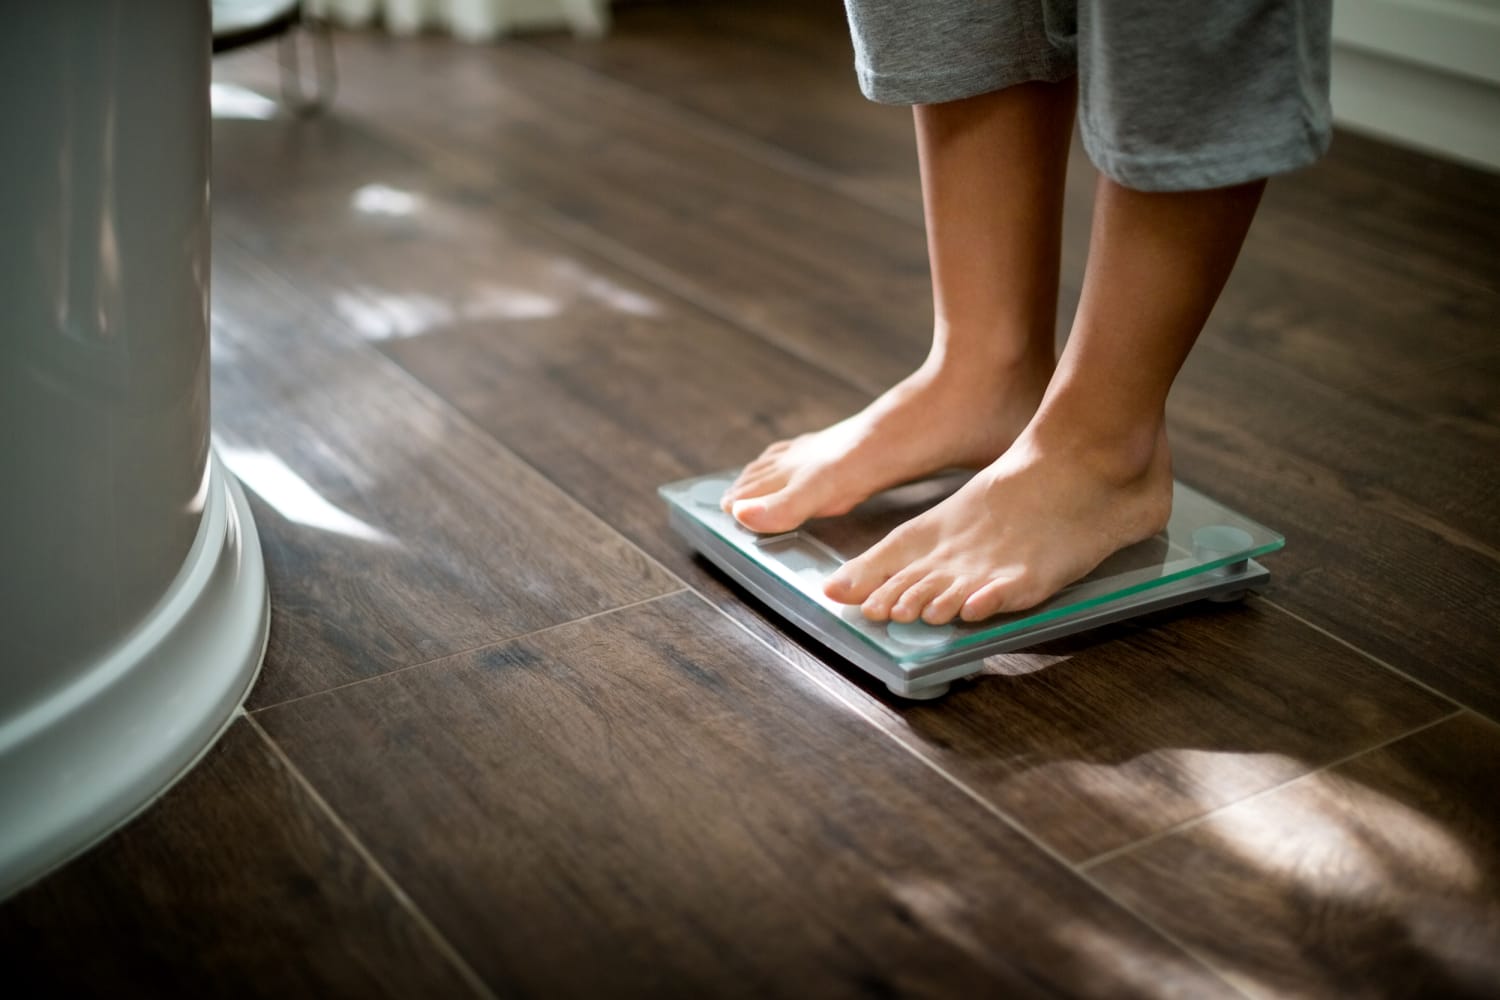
left=1076, top=706, right=1466, bottom=873
left=676, top=588, right=1257, bottom=1000
left=248, top=588, right=687, bottom=714
left=1258, top=597, right=1486, bottom=721
left=241, top=713, right=499, bottom=1000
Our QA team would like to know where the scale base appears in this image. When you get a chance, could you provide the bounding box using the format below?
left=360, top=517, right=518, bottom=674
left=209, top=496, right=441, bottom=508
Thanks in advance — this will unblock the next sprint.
left=662, top=471, right=1279, bottom=700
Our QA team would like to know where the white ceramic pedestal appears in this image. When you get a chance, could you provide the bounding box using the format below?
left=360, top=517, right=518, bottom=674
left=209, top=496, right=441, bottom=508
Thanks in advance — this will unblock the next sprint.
left=0, top=1, right=270, bottom=898
left=0, top=458, right=268, bottom=898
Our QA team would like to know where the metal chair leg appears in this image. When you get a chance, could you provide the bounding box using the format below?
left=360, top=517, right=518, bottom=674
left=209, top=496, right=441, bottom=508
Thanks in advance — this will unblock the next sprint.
left=278, top=11, right=337, bottom=115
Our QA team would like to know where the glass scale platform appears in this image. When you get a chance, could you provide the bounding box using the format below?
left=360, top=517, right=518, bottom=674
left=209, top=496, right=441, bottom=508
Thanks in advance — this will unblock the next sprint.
left=661, top=471, right=1282, bottom=700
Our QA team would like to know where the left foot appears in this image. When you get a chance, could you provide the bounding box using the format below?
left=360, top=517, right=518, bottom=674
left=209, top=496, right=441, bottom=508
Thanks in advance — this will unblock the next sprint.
left=824, top=423, right=1174, bottom=624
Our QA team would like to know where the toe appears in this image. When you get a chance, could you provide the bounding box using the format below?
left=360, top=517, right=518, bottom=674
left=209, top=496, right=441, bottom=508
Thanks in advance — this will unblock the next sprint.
left=827, top=518, right=935, bottom=605
left=921, top=579, right=972, bottom=625
left=890, top=574, right=950, bottom=623
left=722, top=469, right=786, bottom=510
left=731, top=484, right=820, bottom=534
left=730, top=454, right=780, bottom=486
left=861, top=567, right=927, bottom=621
left=824, top=550, right=892, bottom=604
left=959, top=574, right=1035, bottom=622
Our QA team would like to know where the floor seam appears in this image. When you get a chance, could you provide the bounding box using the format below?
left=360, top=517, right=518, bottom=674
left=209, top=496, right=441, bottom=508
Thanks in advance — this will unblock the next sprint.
left=522, top=38, right=1500, bottom=303
left=248, top=589, right=687, bottom=714
left=242, top=714, right=499, bottom=1000
left=504, top=205, right=891, bottom=398
left=1258, top=597, right=1485, bottom=721
left=208, top=35, right=1495, bottom=996
left=217, top=227, right=688, bottom=595
left=677, top=588, right=1256, bottom=1000
left=517, top=39, right=925, bottom=227
left=1076, top=707, right=1466, bottom=873
left=252, top=44, right=902, bottom=401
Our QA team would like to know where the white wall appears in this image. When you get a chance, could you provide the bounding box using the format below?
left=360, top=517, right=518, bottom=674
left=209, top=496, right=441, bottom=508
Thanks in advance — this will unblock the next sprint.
left=1332, top=0, right=1500, bottom=171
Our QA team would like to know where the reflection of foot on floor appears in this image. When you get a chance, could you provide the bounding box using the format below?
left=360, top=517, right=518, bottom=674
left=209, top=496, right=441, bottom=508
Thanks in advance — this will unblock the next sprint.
left=825, top=422, right=1174, bottom=625
left=721, top=356, right=1050, bottom=536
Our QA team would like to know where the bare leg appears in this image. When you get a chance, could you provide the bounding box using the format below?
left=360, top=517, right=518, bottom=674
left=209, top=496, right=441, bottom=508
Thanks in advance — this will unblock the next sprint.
left=722, top=80, right=1074, bottom=533
left=827, top=175, right=1267, bottom=624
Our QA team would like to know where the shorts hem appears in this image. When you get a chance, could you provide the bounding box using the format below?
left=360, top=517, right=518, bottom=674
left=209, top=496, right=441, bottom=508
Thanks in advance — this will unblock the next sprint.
left=1083, top=126, right=1333, bottom=192
left=855, top=59, right=1075, bottom=106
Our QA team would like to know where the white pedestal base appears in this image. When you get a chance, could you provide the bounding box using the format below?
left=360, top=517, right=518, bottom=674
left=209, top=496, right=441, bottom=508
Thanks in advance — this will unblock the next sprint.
left=0, top=454, right=269, bottom=899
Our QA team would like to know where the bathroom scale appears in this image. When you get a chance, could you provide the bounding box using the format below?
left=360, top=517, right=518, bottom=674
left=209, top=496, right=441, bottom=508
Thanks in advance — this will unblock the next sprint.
left=661, top=470, right=1282, bottom=700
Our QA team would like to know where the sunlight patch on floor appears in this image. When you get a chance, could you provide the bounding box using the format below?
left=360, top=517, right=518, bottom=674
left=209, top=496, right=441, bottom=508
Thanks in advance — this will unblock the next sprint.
left=219, top=446, right=394, bottom=545
left=210, top=82, right=277, bottom=120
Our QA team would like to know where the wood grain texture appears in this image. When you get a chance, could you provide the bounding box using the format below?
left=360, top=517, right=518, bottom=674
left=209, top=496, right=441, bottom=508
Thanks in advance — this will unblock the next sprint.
left=538, top=0, right=929, bottom=215
left=258, top=591, right=1232, bottom=999
left=211, top=245, right=676, bottom=709
left=267, top=11, right=1500, bottom=718
left=1168, top=339, right=1500, bottom=718
left=172, top=12, right=1500, bottom=997
left=377, top=243, right=1454, bottom=862
left=1380, top=349, right=1500, bottom=446
left=534, top=2, right=1494, bottom=395
left=529, top=6, right=1500, bottom=425
left=218, top=35, right=940, bottom=395
left=1089, top=711, right=1500, bottom=999
left=206, top=63, right=1464, bottom=863
left=534, top=0, right=1498, bottom=388
left=529, top=0, right=1097, bottom=248
left=210, top=3, right=1495, bottom=832
left=0, top=722, right=477, bottom=998
left=1262, top=128, right=1500, bottom=296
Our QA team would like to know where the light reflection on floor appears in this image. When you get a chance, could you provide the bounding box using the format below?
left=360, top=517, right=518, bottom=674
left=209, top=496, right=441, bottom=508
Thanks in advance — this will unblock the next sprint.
left=351, top=183, right=424, bottom=216
left=1096, top=738, right=1498, bottom=999
left=210, top=82, right=278, bottom=121
left=218, top=445, right=394, bottom=545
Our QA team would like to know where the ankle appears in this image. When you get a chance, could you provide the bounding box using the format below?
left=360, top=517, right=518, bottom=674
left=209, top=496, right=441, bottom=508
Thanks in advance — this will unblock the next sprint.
left=921, top=330, right=1054, bottom=389
left=1026, top=401, right=1168, bottom=486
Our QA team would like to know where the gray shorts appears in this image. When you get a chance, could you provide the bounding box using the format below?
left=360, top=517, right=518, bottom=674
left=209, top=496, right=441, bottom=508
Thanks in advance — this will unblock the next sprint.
left=843, top=0, right=1333, bottom=191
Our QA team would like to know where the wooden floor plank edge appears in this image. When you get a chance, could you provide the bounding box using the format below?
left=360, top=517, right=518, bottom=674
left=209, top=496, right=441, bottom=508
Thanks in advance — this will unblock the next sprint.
left=247, top=47, right=903, bottom=400
left=676, top=588, right=1258, bottom=1000
left=218, top=227, right=686, bottom=588
left=1075, top=707, right=1467, bottom=873
left=516, top=38, right=925, bottom=226
left=241, top=714, right=499, bottom=1000
left=518, top=29, right=1500, bottom=302
left=1258, top=597, right=1482, bottom=722
left=484, top=189, right=894, bottom=399
left=245, top=589, right=688, bottom=714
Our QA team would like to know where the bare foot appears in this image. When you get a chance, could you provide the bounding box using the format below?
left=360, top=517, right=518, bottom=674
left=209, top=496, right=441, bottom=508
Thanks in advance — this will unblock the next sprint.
left=823, top=423, right=1174, bottom=624
left=722, top=355, right=1050, bottom=535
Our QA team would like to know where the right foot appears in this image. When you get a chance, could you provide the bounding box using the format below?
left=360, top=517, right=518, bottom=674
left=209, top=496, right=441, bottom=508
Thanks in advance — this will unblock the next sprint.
left=721, top=355, right=1051, bottom=535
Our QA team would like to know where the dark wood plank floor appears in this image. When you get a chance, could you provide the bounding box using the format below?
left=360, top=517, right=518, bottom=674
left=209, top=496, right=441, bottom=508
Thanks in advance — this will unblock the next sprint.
left=5, top=2, right=1497, bottom=996
left=0, top=723, right=480, bottom=997
left=1090, top=712, right=1500, bottom=999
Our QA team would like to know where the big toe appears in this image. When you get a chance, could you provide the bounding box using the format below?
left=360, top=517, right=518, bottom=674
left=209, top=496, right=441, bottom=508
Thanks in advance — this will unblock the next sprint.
left=731, top=485, right=819, bottom=534
left=722, top=468, right=787, bottom=512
